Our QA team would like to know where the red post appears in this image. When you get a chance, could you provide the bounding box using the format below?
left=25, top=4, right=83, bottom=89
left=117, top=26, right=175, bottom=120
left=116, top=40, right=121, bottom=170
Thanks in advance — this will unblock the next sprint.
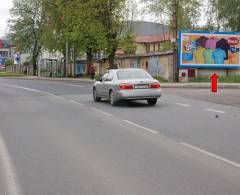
left=210, top=73, right=218, bottom=93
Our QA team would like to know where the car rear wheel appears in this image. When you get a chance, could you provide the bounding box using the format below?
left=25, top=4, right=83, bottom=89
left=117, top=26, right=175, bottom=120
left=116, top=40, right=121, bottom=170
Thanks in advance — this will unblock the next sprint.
left=93, top=88, right=101, bottom=102
left=109, top=91, right=118, bottom=106
left=147, top=98, right=158, bottom=106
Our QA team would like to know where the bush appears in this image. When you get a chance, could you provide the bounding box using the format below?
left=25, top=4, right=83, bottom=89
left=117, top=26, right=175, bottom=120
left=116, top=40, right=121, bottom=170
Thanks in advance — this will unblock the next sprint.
left=154, top=76, right=168, bottom=83
left=5, top=59, right=14, bottom=66
left=23, top=61, right=31, bottom=66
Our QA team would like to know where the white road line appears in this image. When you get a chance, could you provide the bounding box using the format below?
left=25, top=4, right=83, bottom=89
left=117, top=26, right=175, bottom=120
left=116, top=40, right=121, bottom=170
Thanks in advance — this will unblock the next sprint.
left=176, top=103, right=191, bottom=107
left=123, top=120, right=159, bottom=135
left=0, top=131, right=23, bottom=195
left=68, top=100, right=84, bottom=106
left=53, top=96, right=66, bottom=101
left=41, top=81, right=83, bottom=87
left=204, top=108, right=226, bottom=114
left=181, top=142, right=240, bottom=168
left=90, top=108, right=113, bottom=117
left=0, top=84, right=53, bottom=96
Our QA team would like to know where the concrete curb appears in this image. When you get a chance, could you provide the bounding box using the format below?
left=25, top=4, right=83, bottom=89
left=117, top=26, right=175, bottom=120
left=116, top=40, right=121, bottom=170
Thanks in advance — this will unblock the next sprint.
left=161, top=83, right=240, bottom=89
left=2, top=76, right=240, bottom=89
left=2, top=76, right=95, bottom=83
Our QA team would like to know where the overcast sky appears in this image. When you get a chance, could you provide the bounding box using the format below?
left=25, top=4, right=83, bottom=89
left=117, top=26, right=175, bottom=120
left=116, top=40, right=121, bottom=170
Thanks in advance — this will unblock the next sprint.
left=0, top=0, right=13, bottom=37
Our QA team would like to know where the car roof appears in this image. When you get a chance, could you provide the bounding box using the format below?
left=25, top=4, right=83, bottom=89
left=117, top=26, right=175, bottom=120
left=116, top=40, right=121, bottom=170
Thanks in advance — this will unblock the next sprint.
left=109, top=68, right=145, bottom=73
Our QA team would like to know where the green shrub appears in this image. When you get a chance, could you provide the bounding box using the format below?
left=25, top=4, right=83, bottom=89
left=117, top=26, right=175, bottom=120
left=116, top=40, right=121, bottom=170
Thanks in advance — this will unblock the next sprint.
left=154, top=76, right=168, bottom=83
left=4, top=59, right=14, bottom=66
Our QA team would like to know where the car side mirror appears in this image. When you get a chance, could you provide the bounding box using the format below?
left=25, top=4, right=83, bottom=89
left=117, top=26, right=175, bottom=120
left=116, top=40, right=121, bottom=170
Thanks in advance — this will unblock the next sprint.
left=97, top=77, right=103, bottom=82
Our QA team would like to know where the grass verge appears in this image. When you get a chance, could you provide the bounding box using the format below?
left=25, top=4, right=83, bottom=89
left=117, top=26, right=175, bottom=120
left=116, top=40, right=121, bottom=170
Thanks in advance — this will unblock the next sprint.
left=0, top=72, right=26, bottom=77
left=190, top=75, right=240, bottom=83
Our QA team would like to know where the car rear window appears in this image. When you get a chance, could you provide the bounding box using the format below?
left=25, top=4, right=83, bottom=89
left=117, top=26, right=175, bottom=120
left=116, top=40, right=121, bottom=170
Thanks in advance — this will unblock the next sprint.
left=117, top=70, right=152, bottom=80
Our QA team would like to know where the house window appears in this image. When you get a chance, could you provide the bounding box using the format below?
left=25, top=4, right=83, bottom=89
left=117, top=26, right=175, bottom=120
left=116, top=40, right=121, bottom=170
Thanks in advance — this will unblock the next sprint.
left=0, top=51, right=8, bottom=57
left=146, top=44, right=150, bottom=53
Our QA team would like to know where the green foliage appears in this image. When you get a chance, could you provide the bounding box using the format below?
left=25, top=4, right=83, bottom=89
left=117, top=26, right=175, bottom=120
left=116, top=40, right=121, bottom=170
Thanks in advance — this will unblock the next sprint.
left=23, top=61, right=31, bottom=66
left=4, top=59, right=14, bottom=66
left=209, top=0, right=240, bottom=31
left=120, top=33, right=136, bottom=54
left=154, top=76, right=168, bottom=83
left=142, top=0, right=201, bottom=30
left=9, top=0, right=45, bottom=75
left=160, top=41, right=172, bottom=52
left=191, top=76, right=240, bottom=83
left=0, top=72, right=25, bottom=77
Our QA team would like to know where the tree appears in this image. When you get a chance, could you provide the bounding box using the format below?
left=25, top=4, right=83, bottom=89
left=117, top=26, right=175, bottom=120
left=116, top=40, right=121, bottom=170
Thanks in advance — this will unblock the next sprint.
left=9, top=0, right=45, bottom=75
left=42, top=0, right=108, bottom=75
left=208, top=0, right=240, bottom=31
left=92, top=0, right=127, bottom=69
left=142, top=0, right=201, bottom=30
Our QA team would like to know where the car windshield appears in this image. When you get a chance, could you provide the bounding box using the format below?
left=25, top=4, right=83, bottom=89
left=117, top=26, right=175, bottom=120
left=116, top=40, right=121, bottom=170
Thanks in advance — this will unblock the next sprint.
left=117, top=70, right=152, bottom=80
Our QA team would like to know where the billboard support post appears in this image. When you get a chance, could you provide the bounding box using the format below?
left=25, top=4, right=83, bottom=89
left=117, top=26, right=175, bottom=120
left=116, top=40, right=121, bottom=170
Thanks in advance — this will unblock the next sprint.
left=172, top=0, right=179, bottom=82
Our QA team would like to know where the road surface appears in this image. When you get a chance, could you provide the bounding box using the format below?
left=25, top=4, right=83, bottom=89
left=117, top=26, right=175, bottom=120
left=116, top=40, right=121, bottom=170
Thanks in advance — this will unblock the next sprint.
left=0, top=78, right=240, bottom=195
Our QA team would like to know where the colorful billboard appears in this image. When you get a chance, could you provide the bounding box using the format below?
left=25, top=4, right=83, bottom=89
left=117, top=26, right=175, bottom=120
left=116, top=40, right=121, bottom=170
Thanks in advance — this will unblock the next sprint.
left=179, top=31, right=240, bottom=68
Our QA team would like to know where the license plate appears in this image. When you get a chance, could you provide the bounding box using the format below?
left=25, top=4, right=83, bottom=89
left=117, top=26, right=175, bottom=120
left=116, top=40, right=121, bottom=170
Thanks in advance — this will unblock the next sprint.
left=134, top=84, right=149, bottom=89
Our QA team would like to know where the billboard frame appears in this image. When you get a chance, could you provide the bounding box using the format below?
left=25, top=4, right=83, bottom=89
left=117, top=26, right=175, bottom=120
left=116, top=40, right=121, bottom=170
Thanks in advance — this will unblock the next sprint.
left=178, top=31, right=240, bottom=69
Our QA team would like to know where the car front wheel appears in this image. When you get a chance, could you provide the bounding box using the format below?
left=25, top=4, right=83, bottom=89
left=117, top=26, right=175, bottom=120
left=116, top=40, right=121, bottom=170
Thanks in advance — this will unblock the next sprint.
left=147, top=98, right=158, bottom=106
left=93, top=88, right=101, bottom=102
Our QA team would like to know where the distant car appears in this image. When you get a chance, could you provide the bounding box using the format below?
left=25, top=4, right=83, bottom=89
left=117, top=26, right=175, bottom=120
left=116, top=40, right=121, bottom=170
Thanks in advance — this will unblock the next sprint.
left=93, top=69, right=162, bottom=106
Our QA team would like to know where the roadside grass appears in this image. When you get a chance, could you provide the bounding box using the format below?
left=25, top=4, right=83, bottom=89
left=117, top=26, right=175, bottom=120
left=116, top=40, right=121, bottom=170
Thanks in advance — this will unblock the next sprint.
left=0, top=72, right=25, bottom=77
left=190, top=75, right=240, bottom=83
left=154, top=76, right=168, bottom=83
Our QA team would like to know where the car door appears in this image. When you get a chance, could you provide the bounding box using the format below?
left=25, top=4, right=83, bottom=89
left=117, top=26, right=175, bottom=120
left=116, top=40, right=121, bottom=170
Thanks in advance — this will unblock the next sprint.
left=97, top=72, right=109, bottom=97
left=102, top=71, right=114, bottom=98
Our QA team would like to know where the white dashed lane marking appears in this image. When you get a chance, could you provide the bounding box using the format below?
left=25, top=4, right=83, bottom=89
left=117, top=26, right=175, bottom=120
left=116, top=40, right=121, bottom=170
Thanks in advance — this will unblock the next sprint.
left=175, top=103, right=192, bottom=107
left=181, top=142, right=240, bottom=168
left=90, top=107, right=113, bottom=117
left=123, top=120, right=159, bottom=135
left=204, top=108, right=226, bottom=114
left=68, top=100, right=84, bottom=106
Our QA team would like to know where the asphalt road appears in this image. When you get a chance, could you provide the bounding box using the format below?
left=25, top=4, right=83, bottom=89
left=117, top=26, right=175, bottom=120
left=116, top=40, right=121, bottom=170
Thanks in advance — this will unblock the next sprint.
left=0, top=78, right=240, bottom=195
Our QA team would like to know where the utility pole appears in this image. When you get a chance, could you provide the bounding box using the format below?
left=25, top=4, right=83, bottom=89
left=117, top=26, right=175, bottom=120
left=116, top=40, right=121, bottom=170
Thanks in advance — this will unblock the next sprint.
left=172, top=0, right=179, bottom=82
left=65, top=40, right=69, bottom=78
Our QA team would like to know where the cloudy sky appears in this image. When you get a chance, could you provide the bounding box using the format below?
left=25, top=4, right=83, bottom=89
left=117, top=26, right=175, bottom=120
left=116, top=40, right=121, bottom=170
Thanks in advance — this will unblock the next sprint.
left=0, top=0, right=13, bottom=37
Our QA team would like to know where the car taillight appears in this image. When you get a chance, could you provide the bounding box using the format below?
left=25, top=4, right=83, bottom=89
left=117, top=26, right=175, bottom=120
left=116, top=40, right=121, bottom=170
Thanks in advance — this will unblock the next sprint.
left=150, top=82, right=161, bottom=89
left=119, top=83, right=134, bottom=90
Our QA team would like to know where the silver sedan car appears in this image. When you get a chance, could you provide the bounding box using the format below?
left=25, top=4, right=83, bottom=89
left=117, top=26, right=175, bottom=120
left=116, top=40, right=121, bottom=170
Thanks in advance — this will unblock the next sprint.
left=93, top=69, right=162, bottom=106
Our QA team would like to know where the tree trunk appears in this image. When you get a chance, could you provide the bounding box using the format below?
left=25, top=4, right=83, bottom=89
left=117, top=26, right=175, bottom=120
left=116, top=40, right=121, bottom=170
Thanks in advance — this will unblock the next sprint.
left=87, top=49, right=93, bottom=76
left=32, top=56, right=37, bottom=76
left=108, top=49, right=117, bottom=69
left=32, top=63, right=37, bottom=76
left=108, top=41, right=118, bottom=69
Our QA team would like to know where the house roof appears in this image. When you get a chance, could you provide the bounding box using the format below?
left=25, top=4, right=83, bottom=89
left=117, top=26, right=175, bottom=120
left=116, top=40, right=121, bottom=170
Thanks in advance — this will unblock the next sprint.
left=135, top=33, right=173, bottom=43
left=129, top=21, right=169, bottom=36
left=115, top=51, right=173, bottom=59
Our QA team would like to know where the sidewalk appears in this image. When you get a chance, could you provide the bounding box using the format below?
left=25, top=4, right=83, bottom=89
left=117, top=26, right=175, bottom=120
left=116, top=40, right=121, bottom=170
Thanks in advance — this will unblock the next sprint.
left=3, top=76, right=240, bottom=89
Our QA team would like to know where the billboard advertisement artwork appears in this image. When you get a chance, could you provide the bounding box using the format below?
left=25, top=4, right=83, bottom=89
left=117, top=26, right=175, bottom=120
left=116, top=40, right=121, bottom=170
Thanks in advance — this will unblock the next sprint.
left=179, top=31, right=240, bottom=68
